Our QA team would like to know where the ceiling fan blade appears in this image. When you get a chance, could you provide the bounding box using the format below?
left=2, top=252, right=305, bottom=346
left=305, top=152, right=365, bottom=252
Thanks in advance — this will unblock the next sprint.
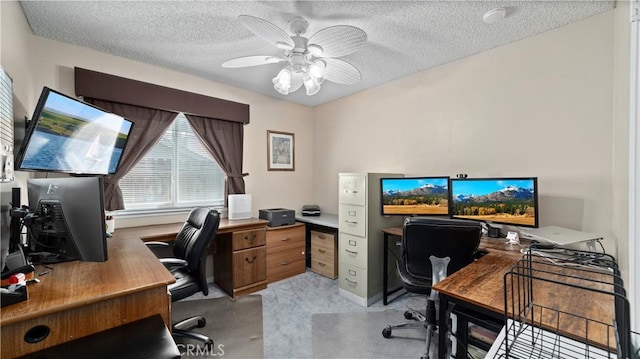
left=238, top=15, right=295, bottom=49
left=221, top=55, right=284, bottom=68
left=308, top=25, right=367, bottom=58
left=323, top=58, right=361, bottom=85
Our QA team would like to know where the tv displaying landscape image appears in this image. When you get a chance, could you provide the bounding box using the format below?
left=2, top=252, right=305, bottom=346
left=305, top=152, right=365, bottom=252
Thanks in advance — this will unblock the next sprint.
left=449, top=177, right=538, bottom=227
left=381, top=177, right=449, bottom=216
left=17, top=88, right=133, bottom=175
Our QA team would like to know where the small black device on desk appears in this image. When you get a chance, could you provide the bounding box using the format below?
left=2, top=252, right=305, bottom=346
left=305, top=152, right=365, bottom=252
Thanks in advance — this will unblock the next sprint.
left=258, top=208, right=295, bottom=227
left=301, top=204, right=321, bottom=216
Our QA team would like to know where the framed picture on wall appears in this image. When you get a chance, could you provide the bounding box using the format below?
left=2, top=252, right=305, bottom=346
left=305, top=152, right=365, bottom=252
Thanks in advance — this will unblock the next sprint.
left=267, top=130, right=295, bottom=171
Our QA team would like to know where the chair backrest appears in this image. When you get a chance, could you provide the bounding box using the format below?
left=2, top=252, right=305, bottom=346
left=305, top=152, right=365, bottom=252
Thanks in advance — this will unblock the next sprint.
left=401, top=217, right=481, bottom=282
left=173, top=207, right=220, bottom=295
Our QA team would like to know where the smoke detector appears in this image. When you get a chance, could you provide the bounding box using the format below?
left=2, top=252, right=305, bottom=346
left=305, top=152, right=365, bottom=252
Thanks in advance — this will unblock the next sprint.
left=483, top=8, right=507, bottom=24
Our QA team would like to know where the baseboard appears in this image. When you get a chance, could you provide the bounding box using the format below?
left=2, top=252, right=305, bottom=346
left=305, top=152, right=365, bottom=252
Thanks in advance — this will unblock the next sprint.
left=338, top=288, right=383, bottom=307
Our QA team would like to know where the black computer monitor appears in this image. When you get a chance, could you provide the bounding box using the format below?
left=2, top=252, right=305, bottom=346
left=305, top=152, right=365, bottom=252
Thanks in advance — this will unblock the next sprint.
left=25, top=176, right=108, bottom=263
left=449, top=177, right=539, bottom=228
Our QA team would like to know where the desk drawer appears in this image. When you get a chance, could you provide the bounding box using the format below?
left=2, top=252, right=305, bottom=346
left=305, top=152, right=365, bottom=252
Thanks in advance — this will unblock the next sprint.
left=311, top=258, right=337, bottom=279
left=266, top=224, right=305, bottom=252
left=232, top=228, right=266, bottom=251
left=266, top=246, right=305, bottom=283
left=339, top=204, right=366, bottom=237
left=339, top=233, right=367, bottom=268
left=311, top=240, right=336, bottom=264
left=339, top=262, right=367, bottom=297
left=310, top=230, right=335, bottom=249
left=233, top=246, right=266, bottom=287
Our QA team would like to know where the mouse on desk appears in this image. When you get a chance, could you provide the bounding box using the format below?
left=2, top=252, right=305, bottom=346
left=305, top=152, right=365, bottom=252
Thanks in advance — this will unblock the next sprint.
left=474, top=249, right=489, bottom=259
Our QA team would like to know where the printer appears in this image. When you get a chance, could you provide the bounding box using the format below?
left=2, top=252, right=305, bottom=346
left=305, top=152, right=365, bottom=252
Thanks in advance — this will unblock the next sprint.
left=258, top=208, right=295, bottom=227
left=301, top=205, right=321, bottom=216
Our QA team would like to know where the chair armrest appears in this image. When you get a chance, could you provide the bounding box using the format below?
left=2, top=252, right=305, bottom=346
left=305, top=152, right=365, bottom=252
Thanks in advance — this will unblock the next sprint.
left=145, top=241, right=170, bottom=248
left=159, top=258, right=188, bottom=270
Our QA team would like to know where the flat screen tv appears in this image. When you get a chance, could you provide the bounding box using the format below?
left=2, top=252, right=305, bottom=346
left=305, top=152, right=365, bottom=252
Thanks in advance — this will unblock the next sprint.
left=449, top=177, right=539, bottom=228
left=380, top=176, right=450, bottom=216
left=16, top=87, right=133, bottom=175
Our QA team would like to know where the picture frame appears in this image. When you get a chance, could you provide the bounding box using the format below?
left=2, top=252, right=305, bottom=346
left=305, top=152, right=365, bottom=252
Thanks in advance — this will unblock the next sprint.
left=267, top=130, right=295, bottom=171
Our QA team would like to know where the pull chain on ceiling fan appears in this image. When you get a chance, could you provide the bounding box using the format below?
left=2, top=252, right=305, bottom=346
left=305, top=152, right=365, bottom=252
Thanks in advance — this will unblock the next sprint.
left=222, top=15, right=367, bottom=96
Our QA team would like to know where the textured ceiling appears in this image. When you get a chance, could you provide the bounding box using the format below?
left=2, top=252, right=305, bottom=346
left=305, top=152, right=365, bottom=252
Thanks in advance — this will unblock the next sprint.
left=19, top=1, right=615, bottom=107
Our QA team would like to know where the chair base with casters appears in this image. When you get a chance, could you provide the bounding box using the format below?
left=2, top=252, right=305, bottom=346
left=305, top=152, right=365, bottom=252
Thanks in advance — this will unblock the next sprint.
left=172, top=315, right=213, bottom=348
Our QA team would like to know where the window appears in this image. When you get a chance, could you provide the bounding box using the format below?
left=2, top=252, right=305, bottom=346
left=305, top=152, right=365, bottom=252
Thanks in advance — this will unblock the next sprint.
left=120, top=113, right=225, bottom=211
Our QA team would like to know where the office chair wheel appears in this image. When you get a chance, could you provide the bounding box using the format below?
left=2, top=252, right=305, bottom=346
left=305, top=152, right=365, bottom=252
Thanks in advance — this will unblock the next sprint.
left=197, top=318, right=207, bottom=328
left=382, top=326, right=392, bottom=338
left=404, top=311, right=414, bottom=320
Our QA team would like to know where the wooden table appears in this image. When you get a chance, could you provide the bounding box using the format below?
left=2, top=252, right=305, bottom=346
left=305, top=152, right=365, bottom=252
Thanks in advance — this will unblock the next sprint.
left=433, top=248, right=618, bottom=359
left=0, top=231, right=176, bottom=358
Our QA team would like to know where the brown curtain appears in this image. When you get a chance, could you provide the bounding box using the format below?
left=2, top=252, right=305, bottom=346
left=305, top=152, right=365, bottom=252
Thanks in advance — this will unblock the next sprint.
left=185, top=114, right=246, bottom=195
left=85, top=98, right=178, bottom=210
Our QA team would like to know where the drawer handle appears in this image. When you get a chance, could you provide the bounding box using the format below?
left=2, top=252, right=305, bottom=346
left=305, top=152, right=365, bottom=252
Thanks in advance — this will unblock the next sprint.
left=318, top=234, right=326, bottom=239
left=281, top=261, right=291, bottom=266
left=345, top=249, right=358, bottom=255
left=318, top=262, right=326, bottom=267
left=345, top=220, right=358, bottom=225
left=344, top=190, right=358, bottom=194
left=345, top=278, right=358, bottom=285
left=318, top=249, right=326, bottom=254
left=281, top=237, right=291, bottom=242
left=245, top=256, right=257, bottom=264
left=244, top=235, right=256, bottom=241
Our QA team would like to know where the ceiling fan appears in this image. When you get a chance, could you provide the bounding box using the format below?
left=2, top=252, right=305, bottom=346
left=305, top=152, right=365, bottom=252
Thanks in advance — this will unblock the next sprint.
left=222, top=15, right=367, bottom=96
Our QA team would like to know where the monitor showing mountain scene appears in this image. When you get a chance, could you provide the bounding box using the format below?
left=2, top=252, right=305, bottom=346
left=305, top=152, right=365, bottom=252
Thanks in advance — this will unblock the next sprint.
left=449, top=177, right=538, bottom=228
left=380, top=176, right=450, bottom=216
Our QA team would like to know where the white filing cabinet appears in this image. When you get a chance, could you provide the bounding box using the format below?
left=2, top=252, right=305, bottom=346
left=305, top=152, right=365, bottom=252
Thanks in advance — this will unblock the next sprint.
left=338, top=172, right=403, bottom=306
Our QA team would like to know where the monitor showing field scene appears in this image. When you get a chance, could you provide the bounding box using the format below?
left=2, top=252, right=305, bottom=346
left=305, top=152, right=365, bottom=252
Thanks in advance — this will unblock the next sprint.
left=17, top=87, right=133, bottom=175
left=380, top=177, right=450, bottom=216
left=449, top=177, right=538, bottom=228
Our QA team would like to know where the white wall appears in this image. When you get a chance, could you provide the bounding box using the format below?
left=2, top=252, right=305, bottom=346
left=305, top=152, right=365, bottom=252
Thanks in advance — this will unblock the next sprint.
left=1, top=1, right=315, bottom=226
left=313, top=12, right=620, bottom=253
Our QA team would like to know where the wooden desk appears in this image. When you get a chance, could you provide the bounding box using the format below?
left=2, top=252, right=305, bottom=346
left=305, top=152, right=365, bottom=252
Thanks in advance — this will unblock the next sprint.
left=0, top=232, right=175, bottom=358
left=433, top=249, right=618, bottom=359
left=381, top=226, right=523, bottom=305
left=116, top=218, right=270, bottom=298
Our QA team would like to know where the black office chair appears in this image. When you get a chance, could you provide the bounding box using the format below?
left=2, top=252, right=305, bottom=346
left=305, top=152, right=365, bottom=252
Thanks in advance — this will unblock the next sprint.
left=147, top=207, right=220, bottom=348
left=381, top=217, right=481, bottom=359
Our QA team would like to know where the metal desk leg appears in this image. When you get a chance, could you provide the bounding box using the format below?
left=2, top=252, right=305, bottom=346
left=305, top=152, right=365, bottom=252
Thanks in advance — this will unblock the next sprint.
left=438, top=295, right=449, bottom=359
left=383, top=232, right=390, bottom=305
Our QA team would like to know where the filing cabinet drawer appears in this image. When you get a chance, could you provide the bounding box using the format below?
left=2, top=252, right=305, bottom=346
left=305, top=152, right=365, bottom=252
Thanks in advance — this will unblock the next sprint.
left=339, top=174, right=366, bottom=205
left=266, top=245, right=305, bottom=283
left=310, top=230, right=335, bottom=249
left=339, top=233, right=367, bottom=268
left=311, top=258, right=337, bottom=279
left=339, top=204, right=366, bottom=237
left=339, top=262, right=367, bottom=297
left=233, top=247, right=266, bottom=288
left=266, top=223, right=305, bottom=252
left=232, top=228, right=266, bottom=251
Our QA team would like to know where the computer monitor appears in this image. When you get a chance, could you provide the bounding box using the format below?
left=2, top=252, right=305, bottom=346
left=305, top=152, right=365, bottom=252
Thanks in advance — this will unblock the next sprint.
left=15, top=87, right=133, bottom=175
left=380, top=176, right=450, bottom=216
left=25, top=176, right=108, bottom=263
left=449, top=177, right=539, bottom=228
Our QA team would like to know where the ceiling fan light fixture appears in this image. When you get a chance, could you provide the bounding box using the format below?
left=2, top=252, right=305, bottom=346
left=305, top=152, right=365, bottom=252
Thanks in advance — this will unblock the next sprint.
left=307, top=44, right=324, bottom=57
left=273, top=68, right=292, bottom=95
left=303, top=73, right=321, bottom=96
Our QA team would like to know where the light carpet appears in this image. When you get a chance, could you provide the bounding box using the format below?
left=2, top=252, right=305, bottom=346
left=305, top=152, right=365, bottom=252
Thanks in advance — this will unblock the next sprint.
left=171, top=294, right=263, bottom=358
left=312, top=310, right=436, bottom=359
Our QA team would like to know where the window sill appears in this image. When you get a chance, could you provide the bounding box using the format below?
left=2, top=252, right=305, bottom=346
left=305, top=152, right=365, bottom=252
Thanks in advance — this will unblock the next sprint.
left=111, top=207, right=226, bottom=229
